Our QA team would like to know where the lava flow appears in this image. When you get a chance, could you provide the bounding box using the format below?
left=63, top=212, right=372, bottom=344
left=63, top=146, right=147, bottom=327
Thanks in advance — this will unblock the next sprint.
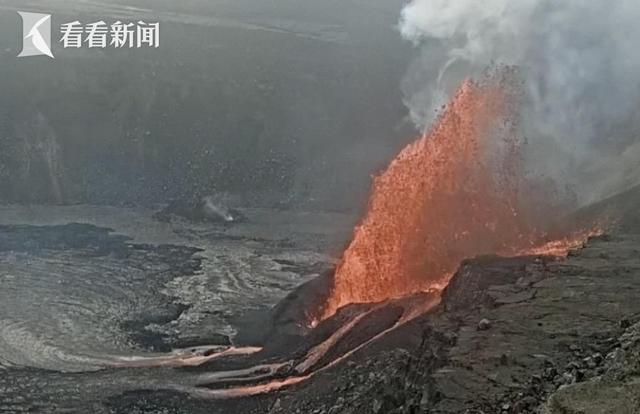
left=112, top=75, right=599, bottom=400
left=319, top=74, right=595, bottom=321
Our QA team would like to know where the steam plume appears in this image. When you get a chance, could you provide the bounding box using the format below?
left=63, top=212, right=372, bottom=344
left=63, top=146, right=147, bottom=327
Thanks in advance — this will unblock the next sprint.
left=399, top=0, right=640, bottom=204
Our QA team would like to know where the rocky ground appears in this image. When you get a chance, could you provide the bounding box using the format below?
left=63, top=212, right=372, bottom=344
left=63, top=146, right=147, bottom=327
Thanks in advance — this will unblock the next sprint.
left=261, top=233, right=640, bottom=414
left=254, top=187, right=640, bottom=414
left=103, top=232, right=640, bottom=414
left=1, top=188, right=640, bottom=413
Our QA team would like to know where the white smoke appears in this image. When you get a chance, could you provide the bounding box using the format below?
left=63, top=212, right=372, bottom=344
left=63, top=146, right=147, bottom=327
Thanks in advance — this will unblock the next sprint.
left=399, top=0, right=640, bottom=204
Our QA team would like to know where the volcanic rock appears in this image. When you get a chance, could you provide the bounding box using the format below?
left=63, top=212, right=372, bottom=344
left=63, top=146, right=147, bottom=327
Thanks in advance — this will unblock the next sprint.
left=477, top=318, right=491, bottom=331
left=262, top=228, right=640, bottom=414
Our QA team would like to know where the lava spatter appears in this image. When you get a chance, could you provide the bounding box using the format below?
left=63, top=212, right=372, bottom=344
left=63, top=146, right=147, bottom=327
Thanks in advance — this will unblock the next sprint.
left=319, top=75, right=593, bottom=321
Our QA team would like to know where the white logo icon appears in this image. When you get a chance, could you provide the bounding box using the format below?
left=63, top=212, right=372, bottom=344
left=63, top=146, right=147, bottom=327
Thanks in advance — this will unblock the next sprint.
left=18, top=12, right=54, bottom=59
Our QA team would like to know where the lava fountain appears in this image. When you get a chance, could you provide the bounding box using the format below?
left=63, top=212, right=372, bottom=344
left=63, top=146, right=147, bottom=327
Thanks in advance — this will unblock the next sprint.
left=319, top=73, right=594, bottom=321
left=109, top=73, right=600, bottom=400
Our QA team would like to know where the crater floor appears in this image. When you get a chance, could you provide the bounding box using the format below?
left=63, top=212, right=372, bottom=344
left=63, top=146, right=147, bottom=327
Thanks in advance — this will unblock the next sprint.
left=0, top=205, right=352, bottom=413
left=1, top=199, right=640, bottom=414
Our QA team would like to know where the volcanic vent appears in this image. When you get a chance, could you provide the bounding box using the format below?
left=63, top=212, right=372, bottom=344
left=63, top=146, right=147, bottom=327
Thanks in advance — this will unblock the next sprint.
left=319, top=73, right=592, bottom=321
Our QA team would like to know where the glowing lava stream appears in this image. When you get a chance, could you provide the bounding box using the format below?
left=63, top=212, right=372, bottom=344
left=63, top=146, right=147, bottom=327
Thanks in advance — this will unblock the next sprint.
left=180, top=294, right=442, bottom=399
left=107, top=346, right=263, bottom=368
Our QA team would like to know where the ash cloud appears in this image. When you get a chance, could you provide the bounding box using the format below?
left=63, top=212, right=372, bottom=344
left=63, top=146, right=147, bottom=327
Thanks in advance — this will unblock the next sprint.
left=399, top=0, right=640, bottom=204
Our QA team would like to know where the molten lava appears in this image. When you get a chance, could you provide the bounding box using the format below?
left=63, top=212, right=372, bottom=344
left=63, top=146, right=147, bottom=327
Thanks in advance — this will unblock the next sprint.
left=320, top=76, right=593, bottom=320
left=109, top=75, right=603, bottom=401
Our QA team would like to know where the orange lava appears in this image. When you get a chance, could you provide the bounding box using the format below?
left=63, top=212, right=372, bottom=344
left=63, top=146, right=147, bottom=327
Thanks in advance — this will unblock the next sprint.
left=319, top=76, right=593, bottom=321
left=513, top=228, right=602, bottom=257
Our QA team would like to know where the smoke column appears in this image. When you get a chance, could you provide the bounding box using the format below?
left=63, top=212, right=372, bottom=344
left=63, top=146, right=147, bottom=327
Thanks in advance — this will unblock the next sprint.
left=399, top=0, right=640, bottom=204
